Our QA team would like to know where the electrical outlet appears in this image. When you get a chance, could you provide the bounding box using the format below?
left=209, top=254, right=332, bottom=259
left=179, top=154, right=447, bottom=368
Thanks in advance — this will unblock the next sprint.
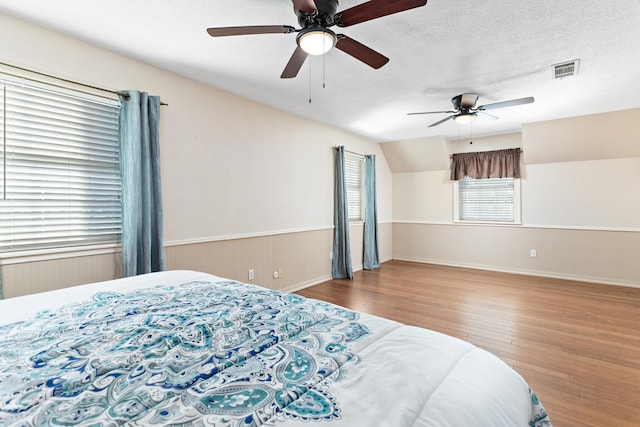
left=248, top=269, right=254, bottom=281
left=278, top=268, right=283, bottom=278
left=329, top=251, right=333, bottom=261
left=530, top=249, right=537, bottom=258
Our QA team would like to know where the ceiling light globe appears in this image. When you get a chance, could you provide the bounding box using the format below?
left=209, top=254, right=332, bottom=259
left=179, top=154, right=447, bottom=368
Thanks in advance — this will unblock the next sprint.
left=454, top=113, right=474, bottom=125
left=297, top=29, right=336, bottom=56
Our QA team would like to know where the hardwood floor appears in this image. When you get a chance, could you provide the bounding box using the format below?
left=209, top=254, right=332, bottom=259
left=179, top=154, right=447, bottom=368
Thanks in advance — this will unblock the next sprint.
left=296, top=261, right=640, bottom=427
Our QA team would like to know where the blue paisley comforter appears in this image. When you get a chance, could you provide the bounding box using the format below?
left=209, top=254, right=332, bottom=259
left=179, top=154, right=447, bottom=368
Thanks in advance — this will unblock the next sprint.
left=0, top=270, right=552, bottom=426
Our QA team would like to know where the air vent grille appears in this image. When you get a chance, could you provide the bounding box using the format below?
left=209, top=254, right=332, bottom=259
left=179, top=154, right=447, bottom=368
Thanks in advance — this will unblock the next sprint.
left=553, top=60, right=579, bottom=79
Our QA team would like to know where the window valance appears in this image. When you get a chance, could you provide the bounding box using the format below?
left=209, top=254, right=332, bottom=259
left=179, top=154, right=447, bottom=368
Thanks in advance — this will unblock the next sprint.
left=450, top=148, right=521, bottom=180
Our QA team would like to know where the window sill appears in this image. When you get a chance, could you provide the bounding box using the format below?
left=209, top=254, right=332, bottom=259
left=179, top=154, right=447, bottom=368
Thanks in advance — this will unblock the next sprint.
left=454, top=220, right=523, bottom=226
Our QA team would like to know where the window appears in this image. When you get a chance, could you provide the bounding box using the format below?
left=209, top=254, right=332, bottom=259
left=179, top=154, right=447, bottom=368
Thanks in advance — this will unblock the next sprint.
left=344, top=151, right=364, bottom=222
left=454, top=177, right=521, bottom=223
left=0, top=76, right=122, bottom=252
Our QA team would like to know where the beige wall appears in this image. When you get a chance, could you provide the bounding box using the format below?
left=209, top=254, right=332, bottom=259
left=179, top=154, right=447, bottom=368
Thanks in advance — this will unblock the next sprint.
left=522, top=158, right=640, bottom=228
left=522, top=109, right=640, bottom=164
left=0, top=13, right=392, bottom=297
left=387, top=111, right=640, bottom=287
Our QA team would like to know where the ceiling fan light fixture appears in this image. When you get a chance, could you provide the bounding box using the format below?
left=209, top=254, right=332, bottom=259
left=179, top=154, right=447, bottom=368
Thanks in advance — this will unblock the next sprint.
left=297, top=27, right=336, bottom=55
left=454, top=113, right=475, bottom=125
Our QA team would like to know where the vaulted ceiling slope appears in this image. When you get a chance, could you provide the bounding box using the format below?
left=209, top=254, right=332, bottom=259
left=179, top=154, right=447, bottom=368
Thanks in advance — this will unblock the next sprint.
left=0, top=0, right=638, bottom=142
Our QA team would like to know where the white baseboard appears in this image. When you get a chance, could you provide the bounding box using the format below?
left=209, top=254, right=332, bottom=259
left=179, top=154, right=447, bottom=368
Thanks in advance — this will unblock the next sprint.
left=393, top=256, right=640, bottom=289
left=283, top=274, right=332, bottom=293
left=283, top=258, right=390, bottom=294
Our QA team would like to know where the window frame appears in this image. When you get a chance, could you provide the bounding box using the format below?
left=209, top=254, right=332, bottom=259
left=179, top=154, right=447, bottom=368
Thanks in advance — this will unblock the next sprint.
left=453, top=177, right=522, bottom=224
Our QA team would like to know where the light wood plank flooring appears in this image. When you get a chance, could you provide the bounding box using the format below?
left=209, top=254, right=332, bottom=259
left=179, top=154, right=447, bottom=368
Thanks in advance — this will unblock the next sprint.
left=296, top=261, right=640, bottom=427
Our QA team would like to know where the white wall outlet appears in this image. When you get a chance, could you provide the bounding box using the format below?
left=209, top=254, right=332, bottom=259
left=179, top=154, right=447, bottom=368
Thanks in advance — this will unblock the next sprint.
left=273, top=270, right=279, bottom=279
left=329, top=251, right=333, bottom=261
left=278, top=268, right=283, bottom=278
left=248, top=269, right=254, bottom=281
left=530, top=249, right=537, bottom=258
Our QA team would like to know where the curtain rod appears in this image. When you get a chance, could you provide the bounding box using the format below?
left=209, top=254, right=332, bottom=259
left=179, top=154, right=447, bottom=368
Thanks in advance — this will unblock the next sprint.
left=333, top=146, right=366, bottom=157
left=449, top=148, right=523, bottom=159
left=0, top=61, right=168, bottom=106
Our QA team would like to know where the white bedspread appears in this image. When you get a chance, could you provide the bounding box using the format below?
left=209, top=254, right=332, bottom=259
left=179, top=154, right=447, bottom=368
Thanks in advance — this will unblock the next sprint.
left=0, top=270, right=551, bottom=426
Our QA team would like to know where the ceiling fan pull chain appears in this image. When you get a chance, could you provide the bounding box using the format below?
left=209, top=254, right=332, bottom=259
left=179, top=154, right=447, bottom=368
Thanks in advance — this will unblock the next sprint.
left=323, top=45, right=326, bottom=89
left=309, top=60, right=312, bottom=103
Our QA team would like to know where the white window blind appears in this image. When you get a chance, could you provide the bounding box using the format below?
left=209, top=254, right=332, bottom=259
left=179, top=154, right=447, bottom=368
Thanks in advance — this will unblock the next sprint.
left=0, top=77, right=122, bottom=252
left=457, top=177, right=518, bottom=223
left=344, top=151, right=364, bottom=222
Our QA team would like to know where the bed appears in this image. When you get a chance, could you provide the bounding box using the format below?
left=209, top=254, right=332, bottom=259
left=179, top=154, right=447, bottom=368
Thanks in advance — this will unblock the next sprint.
left=0, top=270, right=551, bottom=426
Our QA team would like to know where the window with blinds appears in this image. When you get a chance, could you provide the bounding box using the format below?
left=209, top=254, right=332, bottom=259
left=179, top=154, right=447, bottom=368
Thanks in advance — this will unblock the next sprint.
left=344, top=151, right=364, bottom=222
left=0, top=76, right=122, bottom=252
left=455, top=177, right=521, bottom=223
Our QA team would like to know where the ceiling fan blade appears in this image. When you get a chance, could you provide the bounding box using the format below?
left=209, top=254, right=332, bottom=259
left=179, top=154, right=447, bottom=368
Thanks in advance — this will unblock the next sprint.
left=335, top=0, right=428, bottom=27
left=335, top=35, right=389, bottom=69
left=281, top=46, right=308, bottom=78
left=292, top=0, right=318, bottom=14
left=408, top=110, right=456, bottom=115
left=428, top=115, right=454, bottom=127
left=476, top=111, right=499, bottom=121
left=477, top=96, right=534, bottom=111
left=207, top=25, right=297, bottom=37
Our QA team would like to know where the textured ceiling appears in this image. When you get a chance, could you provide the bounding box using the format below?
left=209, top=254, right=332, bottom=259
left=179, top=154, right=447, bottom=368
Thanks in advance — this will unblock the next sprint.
left=0, top=0, right=638, bottom=142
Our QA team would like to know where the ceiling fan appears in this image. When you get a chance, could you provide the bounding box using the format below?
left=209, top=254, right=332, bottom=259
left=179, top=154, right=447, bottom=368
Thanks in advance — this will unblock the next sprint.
left=206, top=0, right=428, bottom=78
left=408, top=93, right=535, bottom=127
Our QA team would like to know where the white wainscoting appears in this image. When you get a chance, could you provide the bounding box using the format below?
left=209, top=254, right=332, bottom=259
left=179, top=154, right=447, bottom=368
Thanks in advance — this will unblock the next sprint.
left=0, top=223, right=393, bottom=298
left=393, top=222, right=640, bottom=288
left=1, top=251, right=121, bottom=298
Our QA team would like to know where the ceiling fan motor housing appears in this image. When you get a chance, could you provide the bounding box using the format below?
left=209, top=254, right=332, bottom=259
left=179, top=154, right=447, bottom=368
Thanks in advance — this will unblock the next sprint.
left=452, top=93, right=479, bottom=110
left=296, top=0, right=339, bottom=27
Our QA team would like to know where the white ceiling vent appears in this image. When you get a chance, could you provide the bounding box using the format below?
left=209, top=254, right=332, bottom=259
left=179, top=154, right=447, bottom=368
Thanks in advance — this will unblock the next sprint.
left=553, top=60, right=580, bottom=79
